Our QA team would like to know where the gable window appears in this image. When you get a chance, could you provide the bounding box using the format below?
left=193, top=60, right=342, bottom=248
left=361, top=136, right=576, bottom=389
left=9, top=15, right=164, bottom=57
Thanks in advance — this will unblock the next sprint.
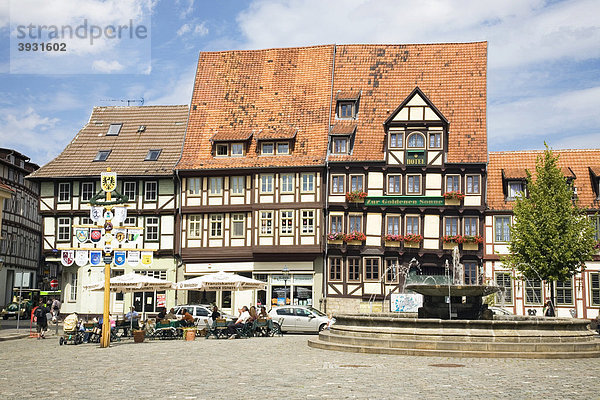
left=209, top=214, right=223, bottom=238
left=350, top=175, right=364, bottom=192
left=329, top=257, right=342, bottom=281
left=389, top=132, right=403, bottom=148
left=466, top=175, right=480, bottom=194
left=301, top=173, right=315, bottom=193
left=301, top=210, right=315, bottom=234
left=57, top=217, right=71, bottom=241
left=429, top=132, right=442, bottom=148
left=507, top=181, right=524, bottom=200
left=407, top=132, right=425, bottom=148
left=280, top=210, right=293, bottom=235
left=445, top=217, right=459, bottom=236
left=230, top=176, right=245, bottom=196
left=145, top=217, right=159, bottom=241
left=386, top=258, right=398, bottom=283
left=187, top=178, right=201, bottom=196
left=332, top=137, right=348, bottom=154
left=556, top=278, right=573, bottom=305
left=215, top=144, right=228, bottom=157
left=524, top=278, right=542, bottom=304
left=261, top=142, right=274, bottom=155
left=209, top=177, right=223, bottom=195
left=144, top=181, right=157, bottom=201
left=260, top=174, right=274, bottom=194
left=145, top=149, right=162, bottom=161
left=259, top=211, right=273, bottom=235
left=406, top=216, right=419, bottom=235
left=591, top=273, right=600, bottom=306
left=348, top=258, right=361, bottom=281
left=58, top=182, right=71, bottom=203
left=330, top=215, right=343, bottom=233
left=188, top=215, right=202, bottom=239
left=124, top=181, right=137, bottom=201
left=277, top=142, right=290, bottom=155
left=81, top=182, right=95, bottom=202
left=338, top=101, right=355, bottom=119
left=280, top=174, right=294, bottom=193
left=94, top=150, right=111, bottom=162
left=386, top=216, right=400, bottom=235
left=388, top=175, right=401, bottom=194
left=231, top=143, right=244, bottom=156
left=348, top=214, right=362, bottom=232
left=464, top=217, right=478, bottom=236
left=107, top=123, right=122, bottom=136
left=364, top=258, right=380, bottom=281
left=495, top=216, right=511, bottom=242
left=406, top=175, right=421, bottom=194
left=231, top=213, right=245, bottom=238
left=446, top=175, right=460, bottom=192
left=495, top=272, right=513, bottom=304
left=331, top=175, right=345, bottom=194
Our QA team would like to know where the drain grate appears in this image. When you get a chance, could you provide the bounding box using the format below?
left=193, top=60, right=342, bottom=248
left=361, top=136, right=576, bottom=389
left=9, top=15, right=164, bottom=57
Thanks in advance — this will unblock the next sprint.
left=429, top=363, right=465, bottom=368
left=339, top=364, right=371, bottom=368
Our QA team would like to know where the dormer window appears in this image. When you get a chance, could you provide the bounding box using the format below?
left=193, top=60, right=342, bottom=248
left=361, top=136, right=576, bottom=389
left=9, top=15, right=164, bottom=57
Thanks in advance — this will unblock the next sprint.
left=407, top=132, right=425, bottom=148
left=335, top=90, right=360, bottom=120
left=215, top=144, right=229, bottom=157
left=338, top=101, right=355, bottom=119
left=107, top=124, right=122, bottom=136
left=145, top=149, right=162, bottom=161
left=211, top=131, right=253, bottom=159
left=94, top=150, right=111, bottom=162
left=507, top=181, right=525, bottom=200
left=261, top=142, right=274, bottom=155
left=277, top=142, right=289, bottom=155
left=332, top=137, right=348, bottom=154
left=328, top=123, right=356, bottom=155
left=231, top=143, right=244, bottom=156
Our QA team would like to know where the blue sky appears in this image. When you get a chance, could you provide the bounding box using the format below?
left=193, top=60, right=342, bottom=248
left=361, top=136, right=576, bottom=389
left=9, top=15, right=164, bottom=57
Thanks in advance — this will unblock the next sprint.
left=1, top=0, right=599, bottom=166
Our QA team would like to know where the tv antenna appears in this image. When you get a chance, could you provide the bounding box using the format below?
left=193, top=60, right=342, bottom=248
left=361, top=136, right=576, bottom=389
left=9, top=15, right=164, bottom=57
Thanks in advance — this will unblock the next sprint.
left=100, top=98, right=145, bottom=106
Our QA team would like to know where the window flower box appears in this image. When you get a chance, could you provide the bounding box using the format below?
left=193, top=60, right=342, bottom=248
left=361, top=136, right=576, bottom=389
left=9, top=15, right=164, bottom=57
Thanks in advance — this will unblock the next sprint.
left=463, top=242, right=479, bottom=251
left=443, top=191, right=464, bottom=206
left=344, top=231, right=366, bottom=245
left=384, top=234, right=403, bottom=247
left=327, top=232, right=345, bottom=244
left=345, top=190, right=368, bottom=203
left=442, top=235, right=461, bottom=249
left=403, top=234, right=423, bottom=248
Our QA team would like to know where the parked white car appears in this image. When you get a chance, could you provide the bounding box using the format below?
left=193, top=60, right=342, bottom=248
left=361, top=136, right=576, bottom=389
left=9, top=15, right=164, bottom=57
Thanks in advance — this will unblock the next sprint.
left=268, top=306, right=330, bottom=333
left=172, top=305, right=235, bottom=326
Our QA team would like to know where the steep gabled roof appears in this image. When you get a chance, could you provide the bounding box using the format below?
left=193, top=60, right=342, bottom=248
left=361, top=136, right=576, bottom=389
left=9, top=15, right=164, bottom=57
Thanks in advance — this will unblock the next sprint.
left=28, top=105, right=189, bottom=179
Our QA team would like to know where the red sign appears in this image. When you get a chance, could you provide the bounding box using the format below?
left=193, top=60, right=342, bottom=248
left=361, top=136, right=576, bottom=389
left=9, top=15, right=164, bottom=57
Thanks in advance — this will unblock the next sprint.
left=50, top=279, right=59, bottom=289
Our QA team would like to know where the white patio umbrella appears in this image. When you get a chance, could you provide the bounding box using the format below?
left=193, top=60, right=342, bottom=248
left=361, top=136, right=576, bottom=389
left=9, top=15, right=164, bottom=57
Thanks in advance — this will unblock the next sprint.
left=176, top=271, right=266, bottom=291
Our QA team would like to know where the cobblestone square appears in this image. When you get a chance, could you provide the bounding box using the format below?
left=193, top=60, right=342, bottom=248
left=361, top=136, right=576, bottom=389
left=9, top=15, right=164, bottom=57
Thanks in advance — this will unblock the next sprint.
left=1, top=334, right=599, bottom=399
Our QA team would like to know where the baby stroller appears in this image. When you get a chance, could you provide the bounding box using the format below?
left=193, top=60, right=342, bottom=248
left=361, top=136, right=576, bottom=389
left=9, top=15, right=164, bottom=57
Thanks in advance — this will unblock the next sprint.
left=59, top=313, right=84, bottom=345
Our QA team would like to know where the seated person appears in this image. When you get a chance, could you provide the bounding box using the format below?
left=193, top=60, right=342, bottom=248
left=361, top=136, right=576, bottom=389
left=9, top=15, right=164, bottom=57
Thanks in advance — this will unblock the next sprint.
left=227, top=306, right=250, bottom=338
left=123, top=307, right=140, bottom=336
left=259, top=306, right=271, bottom=319
left=165, top=308, right=177, bottom=319
left=180, top=308, right=195, bottom=327
left=157, top=307, right=167, bottom=320
left=210, top=306, right=221, bottom=326
left=248, top=306, right=258, bottom=323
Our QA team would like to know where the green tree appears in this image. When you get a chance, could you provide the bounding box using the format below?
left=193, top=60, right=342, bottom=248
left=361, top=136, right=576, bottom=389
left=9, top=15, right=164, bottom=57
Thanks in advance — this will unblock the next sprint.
left=504, top=146, right=597, bottom=310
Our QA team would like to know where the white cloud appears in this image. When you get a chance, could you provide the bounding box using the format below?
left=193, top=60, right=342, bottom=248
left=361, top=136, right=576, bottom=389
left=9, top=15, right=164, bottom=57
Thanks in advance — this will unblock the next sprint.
left=177, top=21, right=208, bottom=37
left=176, top=0, right=196, bottom=19
left=177, top=23, right=191, bottom=36
left=194, top=22, right=208, bottom=36
left=145, top=66, right=195, bottom=105
left=92, top=60, right=124, bottom=73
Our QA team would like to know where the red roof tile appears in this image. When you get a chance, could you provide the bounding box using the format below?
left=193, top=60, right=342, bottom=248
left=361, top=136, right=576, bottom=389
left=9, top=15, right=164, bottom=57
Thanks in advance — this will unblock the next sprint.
left=211, top=130, right=253, bottom=142
left=330, top=123, right=357, bottom=136
left=255, top=128, right=297, bottom=141
left=335, top=90, right=361, bottom=100
left=503, top=168, right=529, bottom=179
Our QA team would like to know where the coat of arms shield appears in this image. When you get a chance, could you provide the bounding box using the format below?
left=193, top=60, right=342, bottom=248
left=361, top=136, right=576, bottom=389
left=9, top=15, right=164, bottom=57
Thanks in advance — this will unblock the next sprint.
left=141, top=251, right=153, bottom=266
left=127, top=251, right=140, bottom=266
left=90, top=229, right=102, bottom=243
left=61, top=250, right=75, bottom=267
left=75, top=228, right=89, bottom=243
left=114, top=251, right=126, bottom=266
left=75, top=250, right=89, bottom=267
left=90, top=251, right=102, bottom=266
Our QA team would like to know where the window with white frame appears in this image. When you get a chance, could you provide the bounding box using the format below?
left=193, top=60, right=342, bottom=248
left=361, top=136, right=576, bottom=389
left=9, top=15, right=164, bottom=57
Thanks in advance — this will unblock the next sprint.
left=215, top=143, right=228, bottom=157
left=507, top=181, right=524, bottom=200
left=123, top=217, right=136, bottom=226
left=495, top=272, right=513, bottom=304
left=364, top=258, right=380, bottom=281
left=81, top=182, right=94, bottom=202
left=405, top=216, right=419, bottom=235
left=209, top=177, right=223, bottom=195
left=464, top=217, right=478, bottom=236
left=592, top=216, right=600, bottom=241
left=331, top=175, right=345, bottom=194
left=445, top=217, right=459, bottom=236
left=446, top=175, right=460, bottom=192
left=591, top=273, right=600, bottom=306
left=466, top=175, right=480, bottom=194
left=348, top=214, right=362, bottom=232
left=348, top=258, right=361, bottom=281
left=280, top=210, right=293, bottom=235
left=261, top=142, right=274, bottom=155
left=58, top=182, right=71, bottom=203
left=429, top=132, right=442, bottom=148
left=332, top=137, right=348, bottom=154
left=495, top=216, right=511, bottom=242
left=231, top=143, right=244, bottom=156
left=230, top=176, right=245, bottom=195
left=350, top=175, right=363, bottom=192
left=188, top=215, right=202, bottom=239
left=281, top=174, right=294, bottom=193
left=187, top=178, right=201, bottom=195
left=260, top=211, right=273, bottom=235
left=57, top=217, right=71, bottom=241
left=406, top=175, right=421, bottom=194
left=144, top=181, right=157, bottom=201
left=556, top=278, right=573, bottom=305
left=301, top=173, right=315, bottom=193
left=277, top=142, right=290, bottom=155
left=209, top=214, right=223, bottom=238
left=145, top=217, right=159, bottom=241
left=124, top=181, right=137, bottom=201
left=69, top=272, right=78, bottom=301
left=525, top=279, right=542, bottom=304
left=260, top=174, right=274, bottom=194
left=329, top=257, right=342, bottom=281
left=337, top=101, right=355, bottom=118
left=407, top=132, right=425, bottom=148
left=301, top=210, right=315, bottom=234
left=80, top=217, right=93, bottom=226
left=386, top=216, right=400, bottom=235
left=231, top=213, right=245, bottom=238
left=389, top=132, right=403, bottom=148
left=388, top=175, right=401, bottom=194
left=330, top=215, right=343, bottom=233
left=385, top=258, right=398, bottom=282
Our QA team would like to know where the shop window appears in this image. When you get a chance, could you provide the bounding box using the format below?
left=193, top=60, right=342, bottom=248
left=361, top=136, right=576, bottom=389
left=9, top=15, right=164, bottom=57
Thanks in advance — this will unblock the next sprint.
left=364, top=258, right=380, bottom=281
left=329, top=257, right=342, bottom=281
left=556, top=279, right=573, bottom=305
left=466, top=175, right=480, bottom=194
left=525, top=279, right=542, bottom=304
left=348, top=258, right=361, bottom=281
left=495, top=272, right=513, bottom=304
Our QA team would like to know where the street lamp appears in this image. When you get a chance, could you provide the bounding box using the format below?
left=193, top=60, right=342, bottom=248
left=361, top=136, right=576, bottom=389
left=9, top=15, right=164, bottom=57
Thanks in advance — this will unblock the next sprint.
left=282, top=266, right=290, bottom=305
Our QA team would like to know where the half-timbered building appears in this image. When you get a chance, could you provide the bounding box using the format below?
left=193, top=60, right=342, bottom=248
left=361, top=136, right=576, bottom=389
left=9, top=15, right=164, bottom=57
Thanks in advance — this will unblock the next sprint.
left=27, top=105, right=188, bottom=315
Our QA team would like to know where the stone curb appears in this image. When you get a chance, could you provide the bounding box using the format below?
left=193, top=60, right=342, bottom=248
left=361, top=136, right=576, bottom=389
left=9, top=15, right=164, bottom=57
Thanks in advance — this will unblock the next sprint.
left=0, top=333, right=29, bottom=342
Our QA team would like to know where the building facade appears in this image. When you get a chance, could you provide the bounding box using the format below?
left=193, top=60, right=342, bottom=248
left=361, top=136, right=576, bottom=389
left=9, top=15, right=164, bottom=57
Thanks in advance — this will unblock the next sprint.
left=0, top=149, right=41, bottom=306
left=484, top=150, right=600, bottom=319
left=27, top=106, right=188, bottom=316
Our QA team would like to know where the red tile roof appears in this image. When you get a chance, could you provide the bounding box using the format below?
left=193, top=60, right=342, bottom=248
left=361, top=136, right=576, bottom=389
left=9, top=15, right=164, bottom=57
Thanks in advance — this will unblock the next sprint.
left=488, top=150, right=600, bottom=211
left=330, top=123, right=357, bottom=136
left=335, top=90, right=361, bottom=100
left=255, top=128, right=297, bottom=141
left=178, top=42, right=487, bottom=170
left=211, top=130, right=253, bottom=142
left=0, top=183, right=14, bottom=193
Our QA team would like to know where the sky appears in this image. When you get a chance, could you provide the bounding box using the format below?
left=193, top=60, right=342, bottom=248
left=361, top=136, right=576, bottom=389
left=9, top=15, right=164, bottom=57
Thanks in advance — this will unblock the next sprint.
left=0, top=0, right=599, bottom=166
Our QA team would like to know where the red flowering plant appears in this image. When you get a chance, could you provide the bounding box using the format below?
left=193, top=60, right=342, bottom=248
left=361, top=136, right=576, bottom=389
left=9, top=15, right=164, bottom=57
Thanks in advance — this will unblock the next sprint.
left=344, top=231, right=367, bottom=242
left=345, top=190, right=368, bottom=202
left=327, top=232, right=345, bottom=241
left=403, top=234, right=423, bottom=243
left=443, top=191, right=465, bottom=200
left=384, top=234, right=403, bottom=242
left=462, top=235, right=484, bottom=244
left=442, top=235, right=462, bottom=244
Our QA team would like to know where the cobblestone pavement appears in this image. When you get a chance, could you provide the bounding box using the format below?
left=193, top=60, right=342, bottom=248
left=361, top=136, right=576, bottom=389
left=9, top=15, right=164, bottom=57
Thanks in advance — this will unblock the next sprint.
left=1, top=334, right=599, bottom=399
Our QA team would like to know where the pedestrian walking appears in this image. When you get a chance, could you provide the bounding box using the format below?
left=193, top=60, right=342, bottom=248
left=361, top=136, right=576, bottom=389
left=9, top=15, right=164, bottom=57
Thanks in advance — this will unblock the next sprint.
left=544, top=300, right=555, bottom=317
left=51, top=297, right=61, bottom=322
left=34, top=301, right=49, bottom=339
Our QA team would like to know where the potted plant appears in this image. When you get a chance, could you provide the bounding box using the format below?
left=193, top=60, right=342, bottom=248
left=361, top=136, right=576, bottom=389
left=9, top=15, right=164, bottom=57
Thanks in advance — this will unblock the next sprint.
left=403, top=234, right=423, bottom=248
left=327, top=232, right=345, bottom=244
left=384, top=234, right=403, bottom=247
left=345, top=190, right=368, bottom=203
left=344, top=231, right=366, bottom=245
left=462, top=235, right=483, bottom=251
left=443, top=191, right=465, bottom=206
left=442, top=234, right=461, bottom=249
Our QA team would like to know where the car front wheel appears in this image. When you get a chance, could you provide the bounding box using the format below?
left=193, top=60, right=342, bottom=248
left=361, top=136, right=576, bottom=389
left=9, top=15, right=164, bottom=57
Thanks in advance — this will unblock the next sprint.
left=273, top=322, right=284, bottom=334
left=318, top=323, right=326, bottom=332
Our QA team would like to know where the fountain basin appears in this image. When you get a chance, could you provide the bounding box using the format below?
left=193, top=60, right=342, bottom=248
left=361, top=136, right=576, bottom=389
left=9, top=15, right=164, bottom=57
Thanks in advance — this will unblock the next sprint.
left=405, top=284, right=500, bottom=297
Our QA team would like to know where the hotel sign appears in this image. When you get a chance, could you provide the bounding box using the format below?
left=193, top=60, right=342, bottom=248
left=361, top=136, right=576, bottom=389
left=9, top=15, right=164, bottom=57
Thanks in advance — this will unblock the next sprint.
left=364, top=196, right=444, bottom=206
left=405, top=150, right=425, bottom=166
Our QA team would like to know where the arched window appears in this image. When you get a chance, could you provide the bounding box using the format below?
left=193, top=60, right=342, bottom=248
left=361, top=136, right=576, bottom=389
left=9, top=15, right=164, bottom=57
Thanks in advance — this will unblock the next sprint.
left=407, top=132, right=425, bottom=148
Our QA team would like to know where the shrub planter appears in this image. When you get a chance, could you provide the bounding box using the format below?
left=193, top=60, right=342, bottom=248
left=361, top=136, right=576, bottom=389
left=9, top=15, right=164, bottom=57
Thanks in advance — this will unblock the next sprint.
left=133, top=330, right=145, bottom=343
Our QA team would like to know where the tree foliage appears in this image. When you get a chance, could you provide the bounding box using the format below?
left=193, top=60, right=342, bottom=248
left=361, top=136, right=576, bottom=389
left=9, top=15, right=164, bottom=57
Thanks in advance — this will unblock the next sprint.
left=504, top=146, right=597, bottom=283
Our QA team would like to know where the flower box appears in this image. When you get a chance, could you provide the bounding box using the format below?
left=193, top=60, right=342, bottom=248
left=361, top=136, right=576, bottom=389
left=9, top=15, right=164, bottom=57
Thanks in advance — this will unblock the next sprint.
left=443, top=242, right=458, bottom=250
left=327, top=240, right=343, bottom=245
left=404, top=241, right=420, bottom=248
left=345, top=190, right=368, bottom=203
left=445, top=198, right=461, bottom=206
left=463, top=242, right=479, bottom=251
left=343, top=231, right=367, bottom=242
left=346, top=240, right=364, bottom=246
left=385, top=241, right=401, bottom=247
